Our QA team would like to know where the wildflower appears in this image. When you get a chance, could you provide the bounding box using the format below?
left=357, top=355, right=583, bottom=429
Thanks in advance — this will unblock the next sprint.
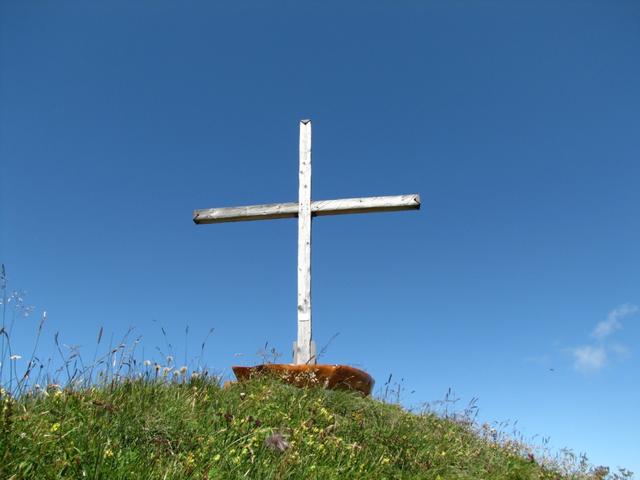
left=381, top=457, right=391, bottom=465
left=173, top=370, right=179, bottom=378
left=191, top=372, right=200, bottom=380
left=143, top=360, right=151, bottom=366
left=179, top=366, right=188, bottom=375
left=166, top=355, right=174, bottom=364
left=9, top=355, right=21, bottom=361
left=213, top=453, right=221, bottom=462
left=104, top=448, right=113, bottom=458
left=265, top=432, right=289, bottom=452
left=50, top=422, right=61, bottom=433
left=162, top=367, right=172, bottom=377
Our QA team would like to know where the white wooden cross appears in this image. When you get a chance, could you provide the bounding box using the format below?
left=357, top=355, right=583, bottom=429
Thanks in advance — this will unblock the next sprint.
left=194, top=120, right=420, bottom=365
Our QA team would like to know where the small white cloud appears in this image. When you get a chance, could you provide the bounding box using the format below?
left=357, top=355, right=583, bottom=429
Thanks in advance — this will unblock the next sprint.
left=610, top=343, right=631, bottom=359
left=571, top=345, right=607, bottom=373
left=591, top=303, right=639, bottom=340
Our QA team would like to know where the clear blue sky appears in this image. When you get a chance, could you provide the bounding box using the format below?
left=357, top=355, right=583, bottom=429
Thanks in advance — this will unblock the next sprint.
left=1, top=0, right=639, bottom=474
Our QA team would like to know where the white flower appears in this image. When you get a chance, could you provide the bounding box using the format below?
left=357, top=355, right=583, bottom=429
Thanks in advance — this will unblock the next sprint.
left=143, top=360, right=151, bottom=366
left=166, top=355, right=174, bottom=364
left=9, top=355, right=21, bottom=361
left=179, top=366, right=188, bottom=375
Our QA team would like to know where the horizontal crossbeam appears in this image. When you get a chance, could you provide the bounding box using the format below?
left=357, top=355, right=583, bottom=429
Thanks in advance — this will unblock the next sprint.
left=193, top=194, right=420, bottom=224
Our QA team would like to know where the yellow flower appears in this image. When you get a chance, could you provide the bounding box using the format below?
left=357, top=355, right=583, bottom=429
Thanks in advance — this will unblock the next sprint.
left=50, top=422, right=61, bottom=433
left=381, top=457, right=391, bottom=465
left=319, top=407, right=333, bottom=420
left=104, top=448, right=114, bottom=458
left=213, top=453, right=221, bottom=462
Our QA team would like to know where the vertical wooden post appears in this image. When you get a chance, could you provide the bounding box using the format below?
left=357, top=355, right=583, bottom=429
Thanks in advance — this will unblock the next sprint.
left=295, top=120, right=314, bottom=365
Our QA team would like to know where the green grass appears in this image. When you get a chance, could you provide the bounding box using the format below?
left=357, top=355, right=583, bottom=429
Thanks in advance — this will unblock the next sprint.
left=0, top=271, right=629, bottom=479
left=0, top=375, right=618, bottom=479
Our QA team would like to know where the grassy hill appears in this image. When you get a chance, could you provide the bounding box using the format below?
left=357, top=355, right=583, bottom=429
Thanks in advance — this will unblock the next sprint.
left=0, top=374, right=622, bottom=479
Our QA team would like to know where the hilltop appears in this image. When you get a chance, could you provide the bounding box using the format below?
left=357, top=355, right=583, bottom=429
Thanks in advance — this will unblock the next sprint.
left=0, top=376, right=619, bottom=479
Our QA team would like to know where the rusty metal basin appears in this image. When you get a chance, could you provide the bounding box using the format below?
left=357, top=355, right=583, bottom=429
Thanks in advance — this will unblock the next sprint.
left=232, top=364, right=374, bottom=396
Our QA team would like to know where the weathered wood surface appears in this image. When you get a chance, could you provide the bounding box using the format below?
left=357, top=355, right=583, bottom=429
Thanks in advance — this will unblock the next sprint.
left=193, top=194, right=421, bottom=224
left=192, top=119, right=420, bottom=368
left=313, top=194, right=420, bottom=217
left=296, top=120, right=313, bottom=365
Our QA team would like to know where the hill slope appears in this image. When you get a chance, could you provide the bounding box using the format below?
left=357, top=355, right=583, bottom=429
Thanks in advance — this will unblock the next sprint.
left=0, top=377, right=609, bottom=479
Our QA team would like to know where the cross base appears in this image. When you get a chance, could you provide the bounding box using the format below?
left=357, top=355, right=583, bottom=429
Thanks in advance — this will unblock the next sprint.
left=292, top=340, right=317, bottom=365
left=232, top=363, right=374, bottom=396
